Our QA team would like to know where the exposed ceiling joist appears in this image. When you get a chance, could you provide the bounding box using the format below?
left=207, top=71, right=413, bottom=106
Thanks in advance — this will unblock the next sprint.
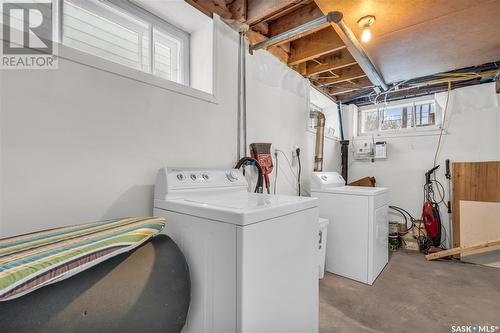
left=304, top=49, right=356, bottom=77
left=185, top=0, right=232, bottom=19
left=228, top=0, right=246, bottom=22
left=246, top=0, right=312, bottom=26
left=315, top=64, right=366, bottom=86
left=268, top=2, right=323, bottom=39
left=288, top=28, right=345, bottom=65
left=324, top=76, right=374, bottom=95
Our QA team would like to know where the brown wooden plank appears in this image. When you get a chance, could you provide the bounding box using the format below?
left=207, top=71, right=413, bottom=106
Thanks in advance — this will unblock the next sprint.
left=452, top=161, right=500, bottom=249
left=324, top=77, right=373, bottom=95
left=288, top=27, right=345, bottom=65
left=185, top=0, right=232, bottom=19
left=247, top=0, right=311, bottom=25
left=264, top=2, right=325, bottom=45
left=228, top=0, right=246, bottom=22
left=305, top=49, right=357, bottom=77
left=316, top=64, right=366, bottom=86
left=425, top=239, right=500, bottom=260
left=246, top=30, right=289, bottom=63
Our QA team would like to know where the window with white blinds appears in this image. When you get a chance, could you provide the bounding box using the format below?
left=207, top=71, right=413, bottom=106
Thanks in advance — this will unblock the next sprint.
left=153, top=28, right=181, bottom=83
left=62, top=0, right=188, bottom=84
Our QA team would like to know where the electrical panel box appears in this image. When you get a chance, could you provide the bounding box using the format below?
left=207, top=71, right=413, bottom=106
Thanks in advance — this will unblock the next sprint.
left=353, top=140, right=388, bottom=161
left=353, top=142, right=372, bottom=160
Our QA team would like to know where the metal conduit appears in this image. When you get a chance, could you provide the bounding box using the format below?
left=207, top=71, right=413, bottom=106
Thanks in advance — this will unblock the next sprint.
left=237, top=31, right=247, bottom=159
left=249, top=12, right=339, bottom=53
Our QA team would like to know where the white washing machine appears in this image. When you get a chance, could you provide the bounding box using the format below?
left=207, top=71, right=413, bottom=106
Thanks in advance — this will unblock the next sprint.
left=310, top=172, right=389, bottom=285
left=154, top=168, right=319, bottom=333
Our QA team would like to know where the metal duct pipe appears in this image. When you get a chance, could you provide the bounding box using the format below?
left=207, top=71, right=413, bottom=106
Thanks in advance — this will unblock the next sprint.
left=237, top=31, right=247, bottom=159
left=328, top=11, right=388, bottom=91
left=310, top=111, right=326, bottom=172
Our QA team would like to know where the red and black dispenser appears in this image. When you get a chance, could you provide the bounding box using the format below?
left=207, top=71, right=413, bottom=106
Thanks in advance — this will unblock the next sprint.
left=249, top=143, right=273, bottom=194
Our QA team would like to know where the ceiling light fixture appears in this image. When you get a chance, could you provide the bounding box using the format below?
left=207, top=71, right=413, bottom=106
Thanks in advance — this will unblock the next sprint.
left=357, top=15, right=376, bottom=43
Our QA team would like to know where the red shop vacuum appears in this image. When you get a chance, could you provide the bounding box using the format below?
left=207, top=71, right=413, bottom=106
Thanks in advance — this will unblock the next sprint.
left=250, top=143, right=273, bottom=194
left=422, top=165, right=442, bottom=247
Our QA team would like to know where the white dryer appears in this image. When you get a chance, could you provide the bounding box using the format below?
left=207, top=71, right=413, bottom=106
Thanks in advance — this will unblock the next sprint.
left=310, top=172, right=389, bottom=285
left=154, top=168, right=319, bottom=333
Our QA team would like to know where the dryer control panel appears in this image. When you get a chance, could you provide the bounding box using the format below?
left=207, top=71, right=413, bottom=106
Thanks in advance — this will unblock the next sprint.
left=310, top=172, right=346, bottom=190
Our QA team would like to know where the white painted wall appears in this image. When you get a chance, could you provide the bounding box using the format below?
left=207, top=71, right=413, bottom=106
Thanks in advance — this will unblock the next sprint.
left=246, top=50, right=310, bottom=195
left=346, top=83, right=500, bottom=248
left=0, top=17, right=328, bottom=237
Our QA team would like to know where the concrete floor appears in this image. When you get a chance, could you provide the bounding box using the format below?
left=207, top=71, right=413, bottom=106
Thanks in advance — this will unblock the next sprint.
left=319, top=251, right=500, bottom=333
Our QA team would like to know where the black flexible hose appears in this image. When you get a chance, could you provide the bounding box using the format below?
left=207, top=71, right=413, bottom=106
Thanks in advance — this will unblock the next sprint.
left=235, top=157, right=264, bottom=193
left=296, top=148, right=301, bottom=196
left=389, top=205, right=417, bottom=231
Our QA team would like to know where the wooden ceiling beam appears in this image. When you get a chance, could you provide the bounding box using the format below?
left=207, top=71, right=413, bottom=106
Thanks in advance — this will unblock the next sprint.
left=322, top=76, right=373, bottom=95
left=185, top=0, right=232, bottom=19
left=315, top=64, right=366, bottom=86
left=228, top=0, right=246, bottom=22
left=288, top=27, right=345, bottom=66
left=265, top=2, right=324, bottom=44
left=304, top=48, right=356, bottom=77
left=247, top=0, right=312, bottom=26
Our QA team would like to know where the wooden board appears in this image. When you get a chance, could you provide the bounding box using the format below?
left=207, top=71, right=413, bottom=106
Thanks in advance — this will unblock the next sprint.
left=459, top=201, right=500, bottom=268
left=288, top=28, right=345, bottom=65
left=452, top=162, right=500, bottom=248
left=425, top=239, right=500, bottom=260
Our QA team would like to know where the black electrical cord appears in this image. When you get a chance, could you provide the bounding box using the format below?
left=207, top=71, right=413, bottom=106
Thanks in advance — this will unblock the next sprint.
left=389, top=206, right=408, bottom=228
left=296, top=148, right=301, bottom=196
left=389, top=205, right=416, bottom=221
left=234, top=157, right=263, bottom=193
left=273, top=151, right=278, bottom=195
left=389, top=205, right=417, bottom=231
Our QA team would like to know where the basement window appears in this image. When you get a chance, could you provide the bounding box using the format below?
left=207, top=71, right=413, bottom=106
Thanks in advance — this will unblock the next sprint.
left=357, top=98, right=439, bottom=136
left=61, top=0, right=189, bottom=85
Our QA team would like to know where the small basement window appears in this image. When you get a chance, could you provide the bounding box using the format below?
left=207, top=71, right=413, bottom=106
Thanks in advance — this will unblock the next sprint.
left=62, top=0, right=189, bottom=85
left=357, top=98, right=439, bottom=136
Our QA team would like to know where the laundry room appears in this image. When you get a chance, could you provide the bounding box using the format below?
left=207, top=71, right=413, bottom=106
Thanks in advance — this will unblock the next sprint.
left=0, top=1, right=499, bottom=332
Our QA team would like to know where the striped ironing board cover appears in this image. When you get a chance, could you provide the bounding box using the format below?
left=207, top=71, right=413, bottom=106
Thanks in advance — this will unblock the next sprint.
left=0, top=216, right=165, bottom=301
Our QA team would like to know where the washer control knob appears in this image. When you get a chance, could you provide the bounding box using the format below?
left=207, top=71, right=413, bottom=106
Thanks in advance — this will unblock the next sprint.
left=190, top=174, right=197, bottom=181
left=202, top=173, right=210, bottom=180
left=177, top=173, right=185, bottom=181
left=226, top=170, right=239, bottom=182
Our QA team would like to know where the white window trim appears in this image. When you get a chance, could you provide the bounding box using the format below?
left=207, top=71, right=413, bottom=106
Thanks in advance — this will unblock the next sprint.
left=355, top=95, right=442, bottom=138
left=57, top=43, right=216, bottom=103
left=55, top=0, right=218, bottom=103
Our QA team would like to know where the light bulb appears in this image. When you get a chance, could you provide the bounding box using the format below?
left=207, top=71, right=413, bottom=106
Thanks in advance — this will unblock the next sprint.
left=361, top=27, right=371, bottom=42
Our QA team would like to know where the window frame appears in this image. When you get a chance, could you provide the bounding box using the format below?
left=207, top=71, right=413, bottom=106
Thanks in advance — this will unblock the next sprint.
left=59, top=0, right=190, bottom=86
left=356, top=96, right=441, bottom=137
